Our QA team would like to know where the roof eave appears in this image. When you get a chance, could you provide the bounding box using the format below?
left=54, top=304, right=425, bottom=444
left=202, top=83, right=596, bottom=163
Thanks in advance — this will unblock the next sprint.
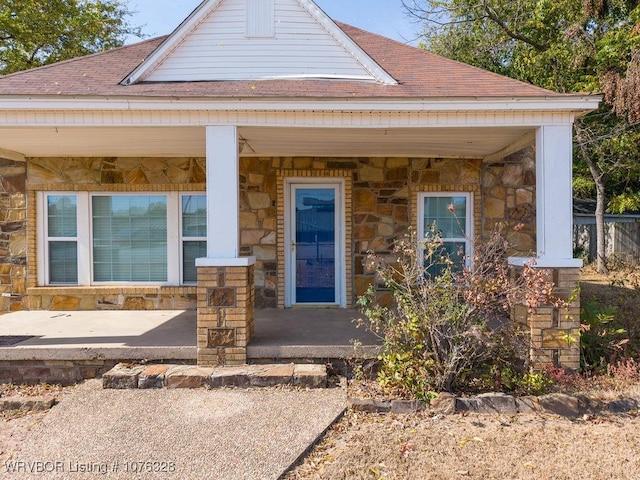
left=0, top=94, right=602, bottom=113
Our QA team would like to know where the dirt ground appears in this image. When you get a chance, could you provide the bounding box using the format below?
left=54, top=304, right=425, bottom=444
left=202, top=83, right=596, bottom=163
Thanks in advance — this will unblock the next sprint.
left=0, top=383, right=66, bottom=467
left=0, top=412, right=47, bottom=467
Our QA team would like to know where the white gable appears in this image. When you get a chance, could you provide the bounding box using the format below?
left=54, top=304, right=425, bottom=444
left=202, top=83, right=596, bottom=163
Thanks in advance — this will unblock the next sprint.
left=123, top=0, right=397, bottom=85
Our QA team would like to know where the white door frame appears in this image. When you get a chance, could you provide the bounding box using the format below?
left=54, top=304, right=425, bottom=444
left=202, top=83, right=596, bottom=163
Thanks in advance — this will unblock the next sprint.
left=284, top=178, right=346, bottom=308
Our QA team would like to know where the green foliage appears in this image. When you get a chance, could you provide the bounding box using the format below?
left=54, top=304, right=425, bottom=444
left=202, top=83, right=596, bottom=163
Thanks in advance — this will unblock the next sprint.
left=572, top=176, right=596, bottom=199
left=518, top=371, right=553, bottom=395
left=580, top=301, right=626, bottom=370
left=494, top=366, right=553, bottom=396
left=0, top=0, right=142, bottom=75
left=607, top=191, right=640, bottom=214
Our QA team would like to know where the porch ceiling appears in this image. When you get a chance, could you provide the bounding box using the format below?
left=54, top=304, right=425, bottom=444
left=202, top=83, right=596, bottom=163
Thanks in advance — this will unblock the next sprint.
left=0, top=125, right=533, bottom=159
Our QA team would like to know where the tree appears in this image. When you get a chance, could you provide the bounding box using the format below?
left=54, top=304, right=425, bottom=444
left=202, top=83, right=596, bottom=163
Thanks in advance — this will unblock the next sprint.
left=574, top=110, right=640, bottom=273
left=0, top=0, right=142, bottom=75
left=403, top=0, right=640, bottom=272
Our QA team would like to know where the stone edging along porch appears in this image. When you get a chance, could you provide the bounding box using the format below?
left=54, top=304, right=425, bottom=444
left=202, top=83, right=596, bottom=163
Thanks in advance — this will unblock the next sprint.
left=102, top=363, right=328, bottom=389
left=349, top=391, right=640, bottom=417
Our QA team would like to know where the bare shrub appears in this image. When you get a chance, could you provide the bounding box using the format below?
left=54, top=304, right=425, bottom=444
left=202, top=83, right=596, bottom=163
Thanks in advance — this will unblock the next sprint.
left=357, top=223, right=561, bottom=397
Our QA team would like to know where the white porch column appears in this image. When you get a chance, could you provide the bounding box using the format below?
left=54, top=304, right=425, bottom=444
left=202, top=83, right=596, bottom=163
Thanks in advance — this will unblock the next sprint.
left=204, top=125, right=240, bottom=259
left=510, top=124, right=582, bottom=268
left=509, top=125, right=582, bottom=371
left=196, top=125, right=255, bottom=367
left=196, top=124, right=255, bottom=266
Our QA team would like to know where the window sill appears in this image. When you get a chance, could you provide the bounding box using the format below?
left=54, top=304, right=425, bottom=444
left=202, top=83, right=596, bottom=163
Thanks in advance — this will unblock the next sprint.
left=27, top=286, right=198, bottom=295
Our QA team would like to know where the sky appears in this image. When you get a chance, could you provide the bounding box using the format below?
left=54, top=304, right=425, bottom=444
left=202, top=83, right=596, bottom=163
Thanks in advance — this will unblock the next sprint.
left=126, top=0, right=422, bottom=46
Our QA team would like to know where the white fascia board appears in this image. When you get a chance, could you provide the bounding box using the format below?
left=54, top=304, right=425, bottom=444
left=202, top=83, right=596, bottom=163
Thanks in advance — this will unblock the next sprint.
left=122, top=0, right=221, bottom=85
left=294, top=0, right=397, bottom=85
left=0, top=94, right=602, bottom=113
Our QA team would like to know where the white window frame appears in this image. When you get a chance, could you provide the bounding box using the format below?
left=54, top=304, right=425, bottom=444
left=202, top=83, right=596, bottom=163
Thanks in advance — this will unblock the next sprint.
left=417, top=192, right=473, bottom=269
left=38, top=192, right=90, bottom=286
left=179, top=194, right=207, bottom=285
left=38, top=191, right=204, bottom=287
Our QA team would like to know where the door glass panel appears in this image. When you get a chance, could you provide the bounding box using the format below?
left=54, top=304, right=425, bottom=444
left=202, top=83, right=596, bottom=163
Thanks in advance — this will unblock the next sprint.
left=295, top=188, right=336, bottom=303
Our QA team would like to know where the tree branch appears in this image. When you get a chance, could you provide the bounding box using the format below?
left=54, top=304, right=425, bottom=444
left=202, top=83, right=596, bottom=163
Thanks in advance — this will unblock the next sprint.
left=481, top=1, right=548, bottom=51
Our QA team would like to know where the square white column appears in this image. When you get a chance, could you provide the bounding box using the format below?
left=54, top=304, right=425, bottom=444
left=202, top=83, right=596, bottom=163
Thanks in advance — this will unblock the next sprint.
left=205, top=125, right=240, bottom=259
left=510, top=125, right=582, bottom=268
left=197, top=125, right=255, bottom=268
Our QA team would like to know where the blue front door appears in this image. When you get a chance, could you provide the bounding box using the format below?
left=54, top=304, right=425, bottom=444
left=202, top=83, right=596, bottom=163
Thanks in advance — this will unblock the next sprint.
left=289, top=183, right=340, bottom=305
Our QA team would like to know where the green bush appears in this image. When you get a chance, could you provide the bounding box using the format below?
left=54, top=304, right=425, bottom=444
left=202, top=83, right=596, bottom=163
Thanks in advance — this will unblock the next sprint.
left=580, top=301, right=627, bottom=371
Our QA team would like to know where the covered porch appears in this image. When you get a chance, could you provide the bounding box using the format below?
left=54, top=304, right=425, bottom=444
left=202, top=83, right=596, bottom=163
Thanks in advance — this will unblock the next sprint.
left=0, top=308, right=380, bottom=368
left=0, top=116, right=594, bottom=370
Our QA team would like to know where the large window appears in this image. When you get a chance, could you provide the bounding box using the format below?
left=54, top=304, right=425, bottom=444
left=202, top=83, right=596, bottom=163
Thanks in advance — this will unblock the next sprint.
left=40, top=192, right=206, bottom=286
left=93, top=195, right=168, bottom=282
left=418, top=192, right=473, bottom=274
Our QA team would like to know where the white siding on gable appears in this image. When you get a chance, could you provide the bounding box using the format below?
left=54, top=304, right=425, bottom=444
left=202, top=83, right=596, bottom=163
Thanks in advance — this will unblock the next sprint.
left=144, top=0, right=381, bottom=82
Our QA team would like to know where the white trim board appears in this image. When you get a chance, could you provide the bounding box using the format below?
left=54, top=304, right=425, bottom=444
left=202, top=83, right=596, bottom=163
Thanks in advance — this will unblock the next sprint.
left=0, top=96, right=602, bottom=113
left=0, top=110, right=585, bottom=129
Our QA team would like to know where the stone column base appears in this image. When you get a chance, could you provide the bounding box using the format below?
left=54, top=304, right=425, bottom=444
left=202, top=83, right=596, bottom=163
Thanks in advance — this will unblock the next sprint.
left=513, top=267, right=581, bottom=370
left=197, top=264, right=255, bottom=366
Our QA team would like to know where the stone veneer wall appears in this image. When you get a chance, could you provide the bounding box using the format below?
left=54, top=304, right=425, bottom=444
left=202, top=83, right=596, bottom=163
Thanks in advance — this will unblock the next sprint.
left=12, top=151, right=537, bottom=311
left=0, top=158, right=27, bottom=312
left=482, top=147, right=537, bottom=255
left=23, top=157, right=206, bottom=311
left=237, top=153, right=536, bottom=307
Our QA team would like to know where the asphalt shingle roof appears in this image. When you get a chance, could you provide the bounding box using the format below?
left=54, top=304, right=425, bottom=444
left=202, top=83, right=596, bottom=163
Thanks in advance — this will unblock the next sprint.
left=0, top=22, right=559, bottom=99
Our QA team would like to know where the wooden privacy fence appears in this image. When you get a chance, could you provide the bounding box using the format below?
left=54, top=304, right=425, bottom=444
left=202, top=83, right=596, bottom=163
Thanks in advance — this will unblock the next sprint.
left=573, top=220, right=640, bottom=264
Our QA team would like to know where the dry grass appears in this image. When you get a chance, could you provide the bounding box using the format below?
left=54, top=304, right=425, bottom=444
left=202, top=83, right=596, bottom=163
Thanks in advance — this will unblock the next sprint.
left=581, top=264, right=640, bottom=326
left=0, top=383, right=64, bottom=399
left=285, top=409, right=640, bottom=480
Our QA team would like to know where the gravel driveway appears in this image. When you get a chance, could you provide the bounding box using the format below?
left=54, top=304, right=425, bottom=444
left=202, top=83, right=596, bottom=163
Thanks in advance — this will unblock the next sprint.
left=3, top=380, right=346, bottom=480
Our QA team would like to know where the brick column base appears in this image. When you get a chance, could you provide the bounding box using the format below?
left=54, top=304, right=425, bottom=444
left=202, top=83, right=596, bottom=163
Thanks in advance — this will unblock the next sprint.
left=197, top=264, right=255, bottom=366
left=513, top=267, right=581, bottom=370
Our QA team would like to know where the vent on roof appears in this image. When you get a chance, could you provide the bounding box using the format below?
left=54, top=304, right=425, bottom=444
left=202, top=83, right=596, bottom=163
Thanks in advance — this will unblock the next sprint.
left=246, top=0, right=275, bottom=37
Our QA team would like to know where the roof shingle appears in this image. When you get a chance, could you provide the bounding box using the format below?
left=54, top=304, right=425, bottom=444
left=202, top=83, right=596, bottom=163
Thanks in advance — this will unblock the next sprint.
left=0, top=22, right=558, bottom=99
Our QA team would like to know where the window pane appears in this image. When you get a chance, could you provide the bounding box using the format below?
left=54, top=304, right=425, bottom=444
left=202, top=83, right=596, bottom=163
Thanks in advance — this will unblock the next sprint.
left=423, top=196, right=467, bottom=239
left=47, top=195, right=77, bottom=237
left=49, top=241, right=78, bottom=284
left=92, top=196, right=168, bottom=282
left=425, top=241, right=466, bottom=277
left=183, top=241, right=206, bottom=283
left=182, top=195, right=207, bottom=237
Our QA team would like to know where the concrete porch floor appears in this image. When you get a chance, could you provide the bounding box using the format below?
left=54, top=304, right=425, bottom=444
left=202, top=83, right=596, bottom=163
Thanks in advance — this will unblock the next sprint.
left=0, top=309, right=381, bottom=363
